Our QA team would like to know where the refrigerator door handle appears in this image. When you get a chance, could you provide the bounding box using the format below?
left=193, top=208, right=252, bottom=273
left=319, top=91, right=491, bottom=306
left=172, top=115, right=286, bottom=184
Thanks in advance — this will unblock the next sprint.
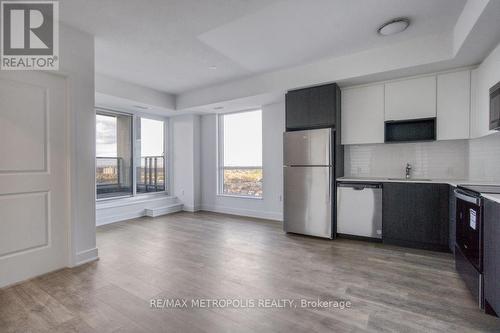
left=329, top=167, right=332, bottom=203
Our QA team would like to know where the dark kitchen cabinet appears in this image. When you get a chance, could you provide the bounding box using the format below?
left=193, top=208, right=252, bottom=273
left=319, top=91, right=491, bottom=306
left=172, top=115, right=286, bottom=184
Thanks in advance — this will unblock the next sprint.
left=449, top=186, right=456, bottom=253
left=383, top=182, right=449, bottom=251
left=484, top=199, right=500, bottom=316
left=285, top=83, right=339, bottom=131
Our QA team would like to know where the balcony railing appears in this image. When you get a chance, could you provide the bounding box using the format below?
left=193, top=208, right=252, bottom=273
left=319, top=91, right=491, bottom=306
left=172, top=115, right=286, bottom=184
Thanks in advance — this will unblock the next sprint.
left=96, top=157, right=131, bottom=198
left=96, top=156, right=166, bottom=198
left=96, top=157, right=123, bottom=186
left=137, top=156, right=165, bottom=193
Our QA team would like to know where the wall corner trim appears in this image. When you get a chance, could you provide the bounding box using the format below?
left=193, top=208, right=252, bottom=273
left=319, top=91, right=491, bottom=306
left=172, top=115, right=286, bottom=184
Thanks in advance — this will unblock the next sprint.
left=72, top=247, right=99, bottom=267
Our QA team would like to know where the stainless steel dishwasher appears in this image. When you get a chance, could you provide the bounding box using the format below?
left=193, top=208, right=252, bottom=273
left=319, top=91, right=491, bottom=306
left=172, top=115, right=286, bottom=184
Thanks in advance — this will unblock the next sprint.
left=336, top=183, right=383, bottom=239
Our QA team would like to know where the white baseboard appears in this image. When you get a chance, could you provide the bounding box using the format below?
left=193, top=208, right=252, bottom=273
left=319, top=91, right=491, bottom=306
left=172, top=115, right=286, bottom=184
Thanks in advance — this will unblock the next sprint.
left=200, top=205, right=283, bottom=221
left=182, top=205, right=201, bottom=212
left=73, top=247, right=99, bottom=267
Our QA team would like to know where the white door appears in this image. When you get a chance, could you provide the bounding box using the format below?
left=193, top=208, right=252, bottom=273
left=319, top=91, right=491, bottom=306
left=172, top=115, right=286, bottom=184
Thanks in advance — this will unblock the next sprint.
left=0, top=71, right=68, bottom=288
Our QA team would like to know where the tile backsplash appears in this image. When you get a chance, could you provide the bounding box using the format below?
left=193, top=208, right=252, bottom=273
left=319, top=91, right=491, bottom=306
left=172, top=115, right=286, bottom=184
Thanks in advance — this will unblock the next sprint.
left=345, top=140, right=469, bottom=179
left=469, top=131, right=500, bottom=182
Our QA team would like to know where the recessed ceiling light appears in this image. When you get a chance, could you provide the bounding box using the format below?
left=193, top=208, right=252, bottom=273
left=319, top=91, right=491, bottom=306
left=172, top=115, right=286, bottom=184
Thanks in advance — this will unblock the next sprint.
left=208, top=65, right=217, bottom=70
left=378, top=18, right=410, bottom=36
left=214, top=106, right=224, bottom=110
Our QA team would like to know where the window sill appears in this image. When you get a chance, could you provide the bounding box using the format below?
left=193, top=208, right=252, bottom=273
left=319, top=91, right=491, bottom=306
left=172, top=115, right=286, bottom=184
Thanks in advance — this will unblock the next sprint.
left=96, top=192, right=172, bottom=209
left=216, top=194, right=263, bottom=200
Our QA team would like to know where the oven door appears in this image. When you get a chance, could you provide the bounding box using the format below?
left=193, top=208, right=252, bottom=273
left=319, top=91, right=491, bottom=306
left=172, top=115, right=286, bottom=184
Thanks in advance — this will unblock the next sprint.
left=455, top=190, right=483, bottom=272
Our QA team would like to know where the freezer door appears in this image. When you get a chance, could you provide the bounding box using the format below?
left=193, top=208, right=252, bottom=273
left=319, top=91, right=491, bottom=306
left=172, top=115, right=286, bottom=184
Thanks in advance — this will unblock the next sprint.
left=283, top=128, right=332, bottom=166
left=284, top=166, right=332, bottom=238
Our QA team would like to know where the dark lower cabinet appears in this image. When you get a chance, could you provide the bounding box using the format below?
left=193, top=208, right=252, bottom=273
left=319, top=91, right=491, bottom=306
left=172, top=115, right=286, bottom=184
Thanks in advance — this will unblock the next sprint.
left=484, top=199, right=500, bottom=316
left=449, top=186, right=456, bottom=253
left=383, top=182, right=449, bottom=251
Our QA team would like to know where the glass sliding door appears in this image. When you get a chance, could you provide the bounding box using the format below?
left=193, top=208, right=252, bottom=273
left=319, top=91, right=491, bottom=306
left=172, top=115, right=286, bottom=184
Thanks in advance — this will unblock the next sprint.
left=95, top=111, right=133, bottom=199
left=136, top=117, right=165, bottom=194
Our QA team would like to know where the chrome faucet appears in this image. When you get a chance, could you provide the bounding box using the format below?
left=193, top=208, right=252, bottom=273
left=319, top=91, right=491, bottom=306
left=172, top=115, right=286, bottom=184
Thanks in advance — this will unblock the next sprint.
left=405, top=163, right=412, bottom=179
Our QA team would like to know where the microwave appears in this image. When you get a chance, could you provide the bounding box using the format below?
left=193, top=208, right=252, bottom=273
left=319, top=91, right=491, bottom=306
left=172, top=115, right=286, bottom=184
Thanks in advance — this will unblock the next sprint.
left=490, top=81, right=500, bottom=131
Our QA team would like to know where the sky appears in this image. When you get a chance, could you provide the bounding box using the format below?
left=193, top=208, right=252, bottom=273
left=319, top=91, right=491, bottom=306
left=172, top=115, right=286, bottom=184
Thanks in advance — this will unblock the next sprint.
left=96, top=114, right=117, bottom=157
left=140, top=118, right=164, bottom=156
left=96, top=115, right=164, bottom=158
left=223, top=110, right=262, bottom=167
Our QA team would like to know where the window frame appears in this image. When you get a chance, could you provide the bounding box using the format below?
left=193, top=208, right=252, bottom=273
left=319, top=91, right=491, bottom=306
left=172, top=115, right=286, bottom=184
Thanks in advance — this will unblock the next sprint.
left=95, top=109, right=134, bottom=200
left=95, top=107, right=169, bottom=202
left=217, top=109, right=263, bottom=200
left=135, top=116, right=167, bottom=196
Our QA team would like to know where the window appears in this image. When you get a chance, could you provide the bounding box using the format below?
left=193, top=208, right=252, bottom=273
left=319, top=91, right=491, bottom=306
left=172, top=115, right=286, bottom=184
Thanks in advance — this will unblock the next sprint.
left=136, top=117, right=165, bottom=193
left=96, top=112, right=133, bottom=199
left=219, top=110, right=263, bottom=198
left=96, top=111, right=167, bottom=200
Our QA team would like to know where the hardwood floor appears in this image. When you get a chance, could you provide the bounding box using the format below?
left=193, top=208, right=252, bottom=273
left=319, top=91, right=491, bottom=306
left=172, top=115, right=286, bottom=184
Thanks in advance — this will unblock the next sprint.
left=1, top=211, right=500, bottom=332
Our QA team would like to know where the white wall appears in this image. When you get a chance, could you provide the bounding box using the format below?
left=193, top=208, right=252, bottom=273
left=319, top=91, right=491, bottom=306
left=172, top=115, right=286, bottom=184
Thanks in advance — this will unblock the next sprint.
left=95, top=74, right=176, bottom=111
left=200, top=102, right=285, bottom=221
left=171, top=114, right=201, bottom=211
left=344, top=140, right=469, bottom=180
left=59, top=24, right=98, bottom=266
left=469, top=131, right=500, bottom=182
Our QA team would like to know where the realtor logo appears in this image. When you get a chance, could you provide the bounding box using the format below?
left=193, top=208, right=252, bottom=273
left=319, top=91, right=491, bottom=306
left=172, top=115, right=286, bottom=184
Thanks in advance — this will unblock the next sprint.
left=1, top=1, right=59, bottom=70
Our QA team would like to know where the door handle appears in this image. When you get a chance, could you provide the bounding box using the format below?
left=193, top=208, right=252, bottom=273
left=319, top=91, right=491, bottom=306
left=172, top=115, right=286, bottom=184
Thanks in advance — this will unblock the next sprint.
left=328, top=177, right=331, bottom=204
left=328, top=168, right=332, bottom=203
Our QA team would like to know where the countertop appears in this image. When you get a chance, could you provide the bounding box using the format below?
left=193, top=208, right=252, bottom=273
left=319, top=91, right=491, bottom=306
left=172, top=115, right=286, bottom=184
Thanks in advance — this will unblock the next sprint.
left=337, top=177, right=500, bottom=204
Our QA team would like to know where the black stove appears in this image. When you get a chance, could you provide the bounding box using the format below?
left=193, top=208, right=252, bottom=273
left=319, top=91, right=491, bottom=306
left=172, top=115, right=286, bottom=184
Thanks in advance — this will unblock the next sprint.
left=457, top=185, right=500, bottom=196
left=453, top=184, right=500, bottom=309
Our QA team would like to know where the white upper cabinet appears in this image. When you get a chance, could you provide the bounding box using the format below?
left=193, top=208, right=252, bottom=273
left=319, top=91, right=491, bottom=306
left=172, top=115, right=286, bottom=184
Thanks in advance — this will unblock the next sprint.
left=341, top=84, right=384, bottom=145
left=437, top=70, right=470, bottom=140
left=470, top=43, right=500, bottom=138
left=384, top=76, right=437, bottom=121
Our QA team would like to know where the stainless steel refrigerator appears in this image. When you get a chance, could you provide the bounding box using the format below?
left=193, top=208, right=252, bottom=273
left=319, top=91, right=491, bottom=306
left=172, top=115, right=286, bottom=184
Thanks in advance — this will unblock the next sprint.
left=283, top=128, right=335, bottom=239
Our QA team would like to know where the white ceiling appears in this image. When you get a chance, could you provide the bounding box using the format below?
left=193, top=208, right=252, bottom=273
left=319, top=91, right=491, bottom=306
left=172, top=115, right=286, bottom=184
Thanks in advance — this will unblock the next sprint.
left=61, top=0, right=466, bottom=94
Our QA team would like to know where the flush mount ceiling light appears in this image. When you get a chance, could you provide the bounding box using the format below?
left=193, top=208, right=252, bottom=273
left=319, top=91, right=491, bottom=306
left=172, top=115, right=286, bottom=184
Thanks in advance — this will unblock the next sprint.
left=378, top=18, right=410, bottom=36
left=208, top=65, right=217, bottom=70
left=214, top=106, right=224, bottom=110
